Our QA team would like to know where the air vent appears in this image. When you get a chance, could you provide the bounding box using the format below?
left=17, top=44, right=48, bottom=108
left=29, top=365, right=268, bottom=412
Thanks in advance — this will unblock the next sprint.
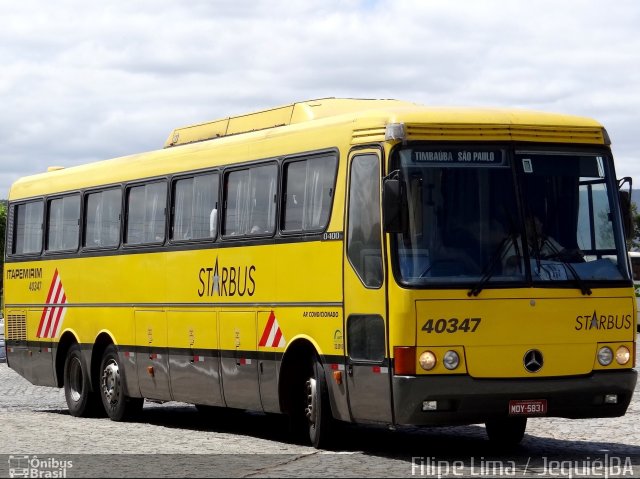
left=6, top=311, right=27, bottom=341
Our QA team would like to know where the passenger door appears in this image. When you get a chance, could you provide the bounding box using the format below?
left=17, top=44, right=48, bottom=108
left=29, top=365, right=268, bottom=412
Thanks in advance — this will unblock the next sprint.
left=343, top=150, right=392, bottom=423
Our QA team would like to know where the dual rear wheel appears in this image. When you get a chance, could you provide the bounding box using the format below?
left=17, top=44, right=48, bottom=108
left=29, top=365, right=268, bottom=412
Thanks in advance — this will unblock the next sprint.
left=63, top=344, right=142, bottom=420
left=99, top=345, right=143, bottom=420
left=63, top=344, right=102, bottom=417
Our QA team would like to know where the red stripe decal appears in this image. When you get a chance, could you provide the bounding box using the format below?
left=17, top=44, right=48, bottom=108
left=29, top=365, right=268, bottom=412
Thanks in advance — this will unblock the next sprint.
left=272, top=328, right=282, bottom=348
left=258, top=311, right=276, bottom=347
left=49, top=293, right=66, bottom=338
left=45, top=270, right=59, bottom=303
left=45, top=282, right=64, bottom=338
left=37, top=270, right=59, bottom=337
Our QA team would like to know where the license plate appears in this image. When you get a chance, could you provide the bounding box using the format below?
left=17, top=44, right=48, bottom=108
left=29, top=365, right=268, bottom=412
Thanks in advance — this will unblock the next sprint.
left=508, top=399, right=547, bottom=416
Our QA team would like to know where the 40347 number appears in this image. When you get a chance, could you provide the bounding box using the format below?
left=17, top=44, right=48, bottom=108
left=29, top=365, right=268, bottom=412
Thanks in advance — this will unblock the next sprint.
left=421, top=317, right=481, bottom=334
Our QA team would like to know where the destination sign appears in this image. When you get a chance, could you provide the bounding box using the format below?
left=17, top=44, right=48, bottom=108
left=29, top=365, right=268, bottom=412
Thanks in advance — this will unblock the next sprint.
left=411, top=148, right=504, bottom=166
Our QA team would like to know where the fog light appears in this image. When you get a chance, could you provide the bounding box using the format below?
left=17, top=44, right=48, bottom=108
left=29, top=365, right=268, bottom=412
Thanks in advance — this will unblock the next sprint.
left=604, top=394, right=618, bottom=404
left=615, top=346, right=631, bottom=365
left=422, top=400, right=438, bottom=411
left=419, top=351, right=437, bottom=371
left=443, top=350, right=460, bottom=370
left=597, top=346, right=613, bottom=366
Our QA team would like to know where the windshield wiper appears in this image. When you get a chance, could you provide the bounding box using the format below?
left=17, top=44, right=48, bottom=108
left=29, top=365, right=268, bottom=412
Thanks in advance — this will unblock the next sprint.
left=538, top=242, right=592, bottom=296
left=527, top=224, right=592, bottom=296
left=467, top=234, right=517, bottom=297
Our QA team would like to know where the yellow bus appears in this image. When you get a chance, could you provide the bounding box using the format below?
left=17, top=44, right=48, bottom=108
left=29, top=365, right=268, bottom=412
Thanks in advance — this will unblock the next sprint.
left=3, top=98, right=637, bottom=448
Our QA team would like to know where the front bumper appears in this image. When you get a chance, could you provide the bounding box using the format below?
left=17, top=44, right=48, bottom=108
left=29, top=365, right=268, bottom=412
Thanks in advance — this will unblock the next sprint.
left=393, top=370, right=637, bottom=426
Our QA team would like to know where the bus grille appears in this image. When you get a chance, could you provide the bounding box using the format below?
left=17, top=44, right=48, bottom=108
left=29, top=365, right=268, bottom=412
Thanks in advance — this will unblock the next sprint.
left=6, top=311, right=27, bottom=341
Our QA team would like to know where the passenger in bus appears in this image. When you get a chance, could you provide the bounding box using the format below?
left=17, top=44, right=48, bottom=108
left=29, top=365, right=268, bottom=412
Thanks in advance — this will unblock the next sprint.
left=503, top=254, right=523, bottom=276
left=525, top=215, right=564, bottom=259
left=503, top=214, right=584, bottom=273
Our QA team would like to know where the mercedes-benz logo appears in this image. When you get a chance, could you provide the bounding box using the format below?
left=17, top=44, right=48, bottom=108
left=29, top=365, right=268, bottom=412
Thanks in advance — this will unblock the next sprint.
left=523, top=349, right=544, bottom=373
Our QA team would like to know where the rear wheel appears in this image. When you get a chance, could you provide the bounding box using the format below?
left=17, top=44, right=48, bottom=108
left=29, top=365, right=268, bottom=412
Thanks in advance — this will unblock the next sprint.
left=99, top=344, right=143, bottom=421
left=485, top=417, right=527, bottom=447
left=63, top=344, right=103, bottom=417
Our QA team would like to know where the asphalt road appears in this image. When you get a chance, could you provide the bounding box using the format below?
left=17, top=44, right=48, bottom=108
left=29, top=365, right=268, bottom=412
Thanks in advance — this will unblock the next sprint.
left=0, top=357, right=638, bottom=478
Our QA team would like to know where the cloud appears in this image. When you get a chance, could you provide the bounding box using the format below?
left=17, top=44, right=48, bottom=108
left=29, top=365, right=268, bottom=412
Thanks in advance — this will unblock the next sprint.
left=1, top=0, right=640, bottom=195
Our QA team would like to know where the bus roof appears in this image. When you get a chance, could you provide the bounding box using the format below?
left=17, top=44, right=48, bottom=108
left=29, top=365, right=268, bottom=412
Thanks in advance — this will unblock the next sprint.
left=163, top=97, right=605, bottom=147
left=9, top=98, right=607, bottom=200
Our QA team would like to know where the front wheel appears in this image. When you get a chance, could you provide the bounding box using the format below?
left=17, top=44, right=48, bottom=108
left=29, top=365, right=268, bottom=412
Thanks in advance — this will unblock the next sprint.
left=303, top=359, right=334, bottom=449
left=99, top=344, right=143, bottom=421
left=63, top=344, right=103, bottom=417
left=485, top=417, right=527, bottom=447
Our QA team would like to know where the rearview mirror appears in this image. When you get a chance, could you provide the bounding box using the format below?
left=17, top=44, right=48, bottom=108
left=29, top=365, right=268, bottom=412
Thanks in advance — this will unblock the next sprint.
left=383, top=176, right=407, bottom=233
left=618, top=177, right=633, bottom=240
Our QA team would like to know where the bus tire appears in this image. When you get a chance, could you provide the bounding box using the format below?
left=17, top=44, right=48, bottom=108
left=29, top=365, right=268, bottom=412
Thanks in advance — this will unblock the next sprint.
left=99, top=345, right=143, bottom=421
left=485, top=417, right=527, bottom=447
left=304, top=359, right=334, bottom=449
left=63, top=344, right=102, bottom=417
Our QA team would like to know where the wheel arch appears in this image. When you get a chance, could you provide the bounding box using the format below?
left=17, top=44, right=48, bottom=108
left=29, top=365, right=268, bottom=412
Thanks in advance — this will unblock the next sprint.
left=278, top=337, right=322, bottom=415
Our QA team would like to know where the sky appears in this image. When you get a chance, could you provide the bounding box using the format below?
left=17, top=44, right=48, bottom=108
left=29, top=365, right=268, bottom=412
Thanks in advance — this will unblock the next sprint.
left=1, top=0, right=639, bottom=197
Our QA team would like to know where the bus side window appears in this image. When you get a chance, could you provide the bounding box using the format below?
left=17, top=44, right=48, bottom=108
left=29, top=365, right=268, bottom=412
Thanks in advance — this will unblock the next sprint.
left=85, top=188, right=122, bottom=249
left=282, top=154, right=337, bottom=233
left=171, top=173, right=219, bottom=241
left=47, top=194, right=80, bottom=252
left=125, top=181, right=167, bottom=245
left=11, top=200, right=44, bottom=255
left=223, top=164, right=277, bottom=237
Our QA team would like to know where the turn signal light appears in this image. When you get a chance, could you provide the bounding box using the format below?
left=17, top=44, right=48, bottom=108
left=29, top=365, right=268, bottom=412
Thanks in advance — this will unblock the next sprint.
left=394, top=346, right=416, bottom=375
left=418, top=351, right=437, bottom=371
left=616, top=346, right=631, bottom=365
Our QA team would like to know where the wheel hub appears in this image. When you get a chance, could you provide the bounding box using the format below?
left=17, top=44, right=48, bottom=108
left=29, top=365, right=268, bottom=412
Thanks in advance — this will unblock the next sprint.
left=305, top=377, right=317, bottom=426
left=101, top=359, right=120, bottom=405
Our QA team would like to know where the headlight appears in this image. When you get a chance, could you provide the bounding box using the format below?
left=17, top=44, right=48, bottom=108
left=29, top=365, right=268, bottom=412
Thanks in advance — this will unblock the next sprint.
left=419, top=351, right=437, bottom=371
left=616, top=346, right=631, bottom=365
left=443, top=350, right=460, bottom=370
left=597, top=346, right=613, bottom=366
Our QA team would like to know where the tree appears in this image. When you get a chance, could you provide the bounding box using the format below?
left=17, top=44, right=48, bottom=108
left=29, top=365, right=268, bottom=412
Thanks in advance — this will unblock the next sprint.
left=631, top=201, right=640, bottom=251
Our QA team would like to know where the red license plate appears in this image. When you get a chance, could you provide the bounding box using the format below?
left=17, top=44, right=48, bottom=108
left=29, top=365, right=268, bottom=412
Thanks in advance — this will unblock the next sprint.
left=508, top=399, right=548, bottom=416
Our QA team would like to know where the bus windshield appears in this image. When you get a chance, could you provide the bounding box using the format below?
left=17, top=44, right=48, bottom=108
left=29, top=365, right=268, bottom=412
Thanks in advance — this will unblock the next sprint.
left=390, top=145, right=630, bottom=288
